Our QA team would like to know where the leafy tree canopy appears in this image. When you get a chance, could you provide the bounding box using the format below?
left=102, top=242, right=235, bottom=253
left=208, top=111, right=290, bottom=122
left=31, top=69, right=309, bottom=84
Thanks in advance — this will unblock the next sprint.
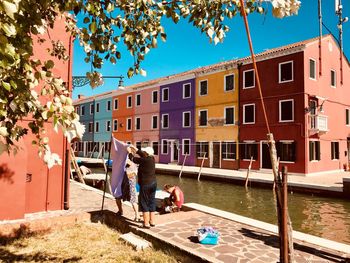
left=0, top=0, right=300, bottom=167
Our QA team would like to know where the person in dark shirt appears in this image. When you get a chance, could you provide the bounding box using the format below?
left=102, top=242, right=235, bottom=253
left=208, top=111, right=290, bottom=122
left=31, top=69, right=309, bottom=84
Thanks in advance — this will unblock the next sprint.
left=128, top=145, right=157, bottom=228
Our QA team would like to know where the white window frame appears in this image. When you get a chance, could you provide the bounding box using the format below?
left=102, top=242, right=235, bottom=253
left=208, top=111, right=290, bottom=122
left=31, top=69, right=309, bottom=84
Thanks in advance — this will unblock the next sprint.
left=224, top=106, right=235, bottom=126
left=135, top=93, right=141, bottom=106
left=95, top=121, right=100, bottom=133
left=113, top=119, right=118, bottom=132
left=162, top=87, right=169, bottom=102
left=90, top=103, right=94, bottom=115
left=331, top=69, right=336, bottom=88
left=309, top=58, right=317, bottom=81
left=199, top=79, right=208, bottom=96
left=106, top=120, right=111, bottom=132
left=182, top=139, right=191, bottom=155
left=151, top=115, right=158, bottom=129
left=161, top=139, right=168, bottom=154
left=199, top=109, right=208, bottom=127
left=106, top=100, right=111, bottom=111
left=135, top=116, right=141, bottom=130
left=243, top=69, right=255, bottom=89
left=152, top=90, right=158, bottom=104
left=222, top=140, right=236, bottom=161
left=126, top=117, right=132, bottom=131
left=96, top=102, right=100, bottom=113
left=278, top=60, right=294, bottom=83
left=151, top=141, right=159, bottom=156
left=127, top=95, right=132, bottom=108
left=279, top=99, right=294, bottom=123
left=162, top=113, right=169, bottom=129
left=224, top=73, right=235, bottom=91
left=113, top=98, right=119, bottom=110
left=309, top=139, right=320, bottom=162
left=243, top=104, right=255, bottom=124
left=182, top=83, right=191, bottom=99
left=182, top=111, right=191, bottom=128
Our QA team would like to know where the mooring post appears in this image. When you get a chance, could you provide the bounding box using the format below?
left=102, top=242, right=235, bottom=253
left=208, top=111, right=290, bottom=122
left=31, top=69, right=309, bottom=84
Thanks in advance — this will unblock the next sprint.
left=197, top=152, right=206, bottom=181
left=244, top=156, right=253, bottom=188
left=282, top=166, right=288, bottom=263
left=179, top=153, right=188, bottom=178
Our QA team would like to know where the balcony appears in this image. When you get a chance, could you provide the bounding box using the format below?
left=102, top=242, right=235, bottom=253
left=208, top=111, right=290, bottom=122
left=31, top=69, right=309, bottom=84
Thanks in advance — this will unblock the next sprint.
left=309, top=115, right=328, bottom=133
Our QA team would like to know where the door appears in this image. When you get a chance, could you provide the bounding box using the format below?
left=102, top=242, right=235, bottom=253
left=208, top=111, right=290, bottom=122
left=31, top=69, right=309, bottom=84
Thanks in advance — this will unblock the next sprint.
left=212, top=142, right=220, bottom=168
left=261, top=142, right=272, bottom=169
left=170, top=140, right=179, bottom=163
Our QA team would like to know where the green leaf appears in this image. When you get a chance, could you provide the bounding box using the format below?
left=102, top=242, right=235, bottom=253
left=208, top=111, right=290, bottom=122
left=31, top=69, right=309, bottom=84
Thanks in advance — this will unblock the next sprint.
left=2, top=81, right=11, bottom=91
left=45, top=60, right=54, bottom=69
left=90, top=21, right=97, bottom=34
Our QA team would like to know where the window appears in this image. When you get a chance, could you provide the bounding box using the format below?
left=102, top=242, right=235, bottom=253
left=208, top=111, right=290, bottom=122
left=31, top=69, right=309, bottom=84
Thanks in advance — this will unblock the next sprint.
left=162, top=88, right=169, bottom=102
left=347, top=109, right=350, bottom=125
left=331, top=141, right=339, bottom=160
left=95, top=121, right=99, bottom=133
left=136, top=141, right=142, bottom=150
left=240, top=142, right=258, bottom=160
left=126, top=118, right=132, bottom=131
left=75, top=106, right=80, bottom=115
left=162, top=114, right=169, bottom=129
left=279, top=99, right=294, bottom=122
left=135, top=117, right=141, bottom=130
left=279, top=61, right=293, bottom=83
left=277, top=141, right=296, bottom=162
left=96, top=102, right=100, bottom=113
left=161, top=139, right=168, bottom=154
left=309, top=141, right=320, bottom=161
left=152, top=141, right=159, bottom=155
left=331, top=70, right=336, bottom=87
left=152, top=90, right=158, bottom=104
left=136, top=94, right=141, bottom=106
left=152, top=115, right=158, bottom=129
left=243, top=104, right=255, bottom=124
left=183, top=83, right=191, bottom=99
left=243, top=69, right=255, bottom=89
left=182, top=139, right=190, bottom=155
left=225, top=107, right=234, bottom=125
left=113, top=119, right=118, bottom=132
left=114, top=99, right=118, bottom=110
left=90, top=103, right=94, bottom=115
left=81, top=105, right=85, bottom=116
left=183, top=111, right=191, bottom=127
left=224, top=74, right=234, bottom=91
left=196, top=142, right=209, bottom=158
left=127, top=95, right=132, bottom=108
left=88, top=122, right=93, bottom=133
left=199, top=110, right=208, bottom=126
left=199, top=80, right=208, bottom=96
left=106, top=120, right=111, bottom=132
left=222, top=142, right=236, bottom=160
left=309, top=59, right=316, bottom=80
left=107, top=100, right=111, bottom=111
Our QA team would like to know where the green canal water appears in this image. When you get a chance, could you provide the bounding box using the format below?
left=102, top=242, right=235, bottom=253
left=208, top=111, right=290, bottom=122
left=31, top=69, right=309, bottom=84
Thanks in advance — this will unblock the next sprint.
left=155, top=174, right=350, bottom=244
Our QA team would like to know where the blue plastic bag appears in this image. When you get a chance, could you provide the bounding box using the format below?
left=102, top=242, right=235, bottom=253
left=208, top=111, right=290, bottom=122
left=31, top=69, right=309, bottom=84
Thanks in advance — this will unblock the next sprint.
left=197, top=226, right=219, bottom=245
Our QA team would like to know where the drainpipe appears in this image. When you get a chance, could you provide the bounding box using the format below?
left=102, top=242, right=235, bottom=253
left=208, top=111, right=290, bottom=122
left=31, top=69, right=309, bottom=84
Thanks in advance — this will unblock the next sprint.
left=318, top=0, right=322, bottom=77
left=237, top=62, right=243, bottom=170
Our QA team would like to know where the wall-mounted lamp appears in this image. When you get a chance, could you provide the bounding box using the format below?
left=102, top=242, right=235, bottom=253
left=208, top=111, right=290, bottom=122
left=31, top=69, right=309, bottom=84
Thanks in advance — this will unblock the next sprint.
left=72, top=74, right=125, bottom=90
left=119, top=123, right=124, bottom=127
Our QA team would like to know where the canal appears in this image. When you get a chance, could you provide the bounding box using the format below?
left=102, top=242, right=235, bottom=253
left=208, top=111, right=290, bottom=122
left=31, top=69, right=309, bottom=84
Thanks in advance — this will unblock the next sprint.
left=156, top=174, right=350, bottom=244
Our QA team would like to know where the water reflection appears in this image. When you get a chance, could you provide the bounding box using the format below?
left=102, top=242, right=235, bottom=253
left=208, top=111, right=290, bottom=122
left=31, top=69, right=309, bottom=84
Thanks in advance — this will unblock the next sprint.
left=156, top=174, right=350, bottom=244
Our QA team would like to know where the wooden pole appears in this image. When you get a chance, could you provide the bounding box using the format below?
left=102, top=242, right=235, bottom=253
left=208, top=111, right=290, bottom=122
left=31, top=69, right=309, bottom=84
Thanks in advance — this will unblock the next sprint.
left=70, top=147, right=85, bottom=184
left=197, top=152, right=206, bottom=181
left=281, top=166, right=288, bottom=263
left=179, top=153, right=188, bottom=178
left=244, top=156, right=253, bottom=188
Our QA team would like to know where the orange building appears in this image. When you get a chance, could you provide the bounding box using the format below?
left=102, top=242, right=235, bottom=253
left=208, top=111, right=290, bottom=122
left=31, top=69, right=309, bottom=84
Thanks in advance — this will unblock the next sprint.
left=195, top=61, right=240, bottom=169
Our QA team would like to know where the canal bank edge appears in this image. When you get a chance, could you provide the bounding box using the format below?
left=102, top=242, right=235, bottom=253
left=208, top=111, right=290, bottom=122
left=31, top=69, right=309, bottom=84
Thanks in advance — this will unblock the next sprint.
left=183, top=203, right=350, bottom=255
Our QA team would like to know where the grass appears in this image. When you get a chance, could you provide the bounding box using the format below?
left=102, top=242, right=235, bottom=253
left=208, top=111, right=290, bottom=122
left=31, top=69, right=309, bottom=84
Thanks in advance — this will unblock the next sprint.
left=0, top=222, right=183, bottom=263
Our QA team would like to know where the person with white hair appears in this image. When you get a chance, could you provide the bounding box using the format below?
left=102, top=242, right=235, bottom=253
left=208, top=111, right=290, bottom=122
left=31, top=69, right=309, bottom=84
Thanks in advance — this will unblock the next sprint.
left=127, top=145, right=156, bottom=229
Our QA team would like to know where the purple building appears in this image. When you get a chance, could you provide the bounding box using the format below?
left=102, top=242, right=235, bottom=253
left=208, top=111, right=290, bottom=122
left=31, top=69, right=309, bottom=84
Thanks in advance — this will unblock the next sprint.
left=159, top=74, right=196, bottom=165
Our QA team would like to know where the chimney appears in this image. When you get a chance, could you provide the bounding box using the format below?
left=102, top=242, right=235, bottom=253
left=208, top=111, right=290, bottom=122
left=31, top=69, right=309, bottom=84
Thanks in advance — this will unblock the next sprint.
left=78, top=94, right=85, bottom=99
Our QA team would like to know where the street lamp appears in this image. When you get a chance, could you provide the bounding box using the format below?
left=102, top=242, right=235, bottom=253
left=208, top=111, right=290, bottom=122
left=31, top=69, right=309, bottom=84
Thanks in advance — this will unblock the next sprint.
left=72, top=75, right=125, bottom=90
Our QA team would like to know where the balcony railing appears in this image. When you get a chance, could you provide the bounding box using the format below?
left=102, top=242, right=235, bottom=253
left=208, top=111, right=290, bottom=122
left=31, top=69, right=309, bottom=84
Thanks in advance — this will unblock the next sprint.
left=309, top=114, right=328, bottom=132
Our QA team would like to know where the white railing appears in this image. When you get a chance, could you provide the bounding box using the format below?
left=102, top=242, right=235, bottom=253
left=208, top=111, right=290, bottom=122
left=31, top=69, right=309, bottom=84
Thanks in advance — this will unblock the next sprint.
left=309, top=115, right=328, bottom=132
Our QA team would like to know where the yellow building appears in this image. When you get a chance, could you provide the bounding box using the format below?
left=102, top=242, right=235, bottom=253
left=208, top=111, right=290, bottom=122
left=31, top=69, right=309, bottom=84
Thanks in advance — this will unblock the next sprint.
left=195, top=61, right=240, bottom=169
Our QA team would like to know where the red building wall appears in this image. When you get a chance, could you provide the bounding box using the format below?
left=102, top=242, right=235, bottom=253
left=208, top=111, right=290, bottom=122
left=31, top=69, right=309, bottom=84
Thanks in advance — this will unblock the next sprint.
left=0, top=17, right=72, bottom=220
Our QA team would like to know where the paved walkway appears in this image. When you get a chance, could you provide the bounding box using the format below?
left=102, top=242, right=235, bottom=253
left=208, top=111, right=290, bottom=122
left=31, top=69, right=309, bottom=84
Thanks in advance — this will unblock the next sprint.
left=1, top=181, right=349, bottom=262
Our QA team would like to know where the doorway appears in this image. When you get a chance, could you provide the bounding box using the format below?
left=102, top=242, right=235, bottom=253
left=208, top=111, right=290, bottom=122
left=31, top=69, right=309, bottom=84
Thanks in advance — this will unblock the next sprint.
left=261, top=141, right=272, bottom=169
left=212, top=142, right=220, bottom=168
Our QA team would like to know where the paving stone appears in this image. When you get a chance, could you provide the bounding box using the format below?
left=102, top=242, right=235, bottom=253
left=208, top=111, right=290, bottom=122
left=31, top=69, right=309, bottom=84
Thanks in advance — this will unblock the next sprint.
left=216, top=254, right=239, bottom=262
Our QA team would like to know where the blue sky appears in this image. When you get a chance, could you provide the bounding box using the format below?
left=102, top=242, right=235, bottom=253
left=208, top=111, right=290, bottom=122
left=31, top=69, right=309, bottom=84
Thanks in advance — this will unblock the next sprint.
left=72, top=1, right=350, bottom=99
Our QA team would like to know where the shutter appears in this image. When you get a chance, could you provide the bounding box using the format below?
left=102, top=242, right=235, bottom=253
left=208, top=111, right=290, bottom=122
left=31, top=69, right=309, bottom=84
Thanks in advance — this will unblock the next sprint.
left=196, top=143, right=200, bottom=158
left=316, top=141, right=321, bottom=160
left=309, top=142, right=313, bottom=161
left=253, top=144, right=258, bottom=160
left=291, top=142, right=296, bottom=162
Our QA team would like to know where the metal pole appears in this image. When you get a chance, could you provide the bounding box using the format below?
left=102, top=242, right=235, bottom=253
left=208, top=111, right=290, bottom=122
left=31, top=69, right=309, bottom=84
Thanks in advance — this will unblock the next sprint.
left=336, top=0, right=344, bottom=85
left=318, top=0, right=323, bottom=76
left=101, top=135, right=113, bottom=215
